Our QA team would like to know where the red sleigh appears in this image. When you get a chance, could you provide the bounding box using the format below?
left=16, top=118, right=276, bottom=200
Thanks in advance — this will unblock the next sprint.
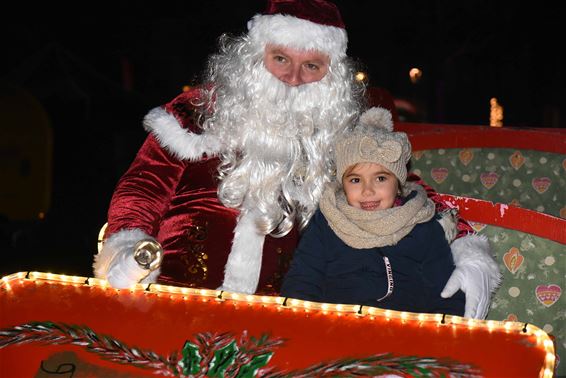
left=1, top=123, right=563, bottom=377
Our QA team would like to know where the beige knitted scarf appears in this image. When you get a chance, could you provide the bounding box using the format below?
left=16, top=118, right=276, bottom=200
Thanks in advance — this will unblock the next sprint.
left=319, top=181, right=435, bottom=249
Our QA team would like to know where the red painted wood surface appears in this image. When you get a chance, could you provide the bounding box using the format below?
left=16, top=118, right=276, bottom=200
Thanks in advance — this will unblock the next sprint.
left=438, top=194, right=566, bottom=244
left=0, top=274, right=554, bottom=377
left=397, top=123, right=566, bottom=154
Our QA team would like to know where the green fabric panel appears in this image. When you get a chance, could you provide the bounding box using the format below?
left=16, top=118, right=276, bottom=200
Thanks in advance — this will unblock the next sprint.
left=478, top=224, right=564, bottom=376
left=409, top=148, right=565, bottom=219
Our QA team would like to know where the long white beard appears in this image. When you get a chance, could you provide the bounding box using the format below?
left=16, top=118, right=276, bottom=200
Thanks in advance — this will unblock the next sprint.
left=202, top=37, right=360, bottom=236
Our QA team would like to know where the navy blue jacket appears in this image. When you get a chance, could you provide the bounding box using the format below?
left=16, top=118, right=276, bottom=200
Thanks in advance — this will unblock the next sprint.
left=281, top=209, right=465, bottom=316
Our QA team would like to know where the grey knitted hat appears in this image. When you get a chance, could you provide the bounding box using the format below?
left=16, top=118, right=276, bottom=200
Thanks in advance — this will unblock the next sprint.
left=335, top=107, right=412, bottom=184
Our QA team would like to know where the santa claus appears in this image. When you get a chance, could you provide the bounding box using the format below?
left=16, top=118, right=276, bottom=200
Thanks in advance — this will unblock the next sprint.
left=94, top=0, right=500, bottom=319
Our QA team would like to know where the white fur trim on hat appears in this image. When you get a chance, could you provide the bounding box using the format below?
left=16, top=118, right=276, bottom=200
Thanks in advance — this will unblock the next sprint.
left=247, top=13, right=347, bottom=61
left=143, top=107, right=224, bottom=161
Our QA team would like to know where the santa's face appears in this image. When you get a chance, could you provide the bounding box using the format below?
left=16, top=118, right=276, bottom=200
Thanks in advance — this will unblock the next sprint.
left=263, top=44, right=330, bottom=86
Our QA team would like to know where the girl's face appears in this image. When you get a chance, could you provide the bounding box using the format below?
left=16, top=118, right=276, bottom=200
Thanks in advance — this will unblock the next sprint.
left=342, top=162, right=399, bottom=211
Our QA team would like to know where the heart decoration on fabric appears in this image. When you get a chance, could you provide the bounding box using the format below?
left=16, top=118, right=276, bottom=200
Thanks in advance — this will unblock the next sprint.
left=503, top=247, right=524, bottom=274
left=412, top=151, right=424, bottom=160
left=480, top=172, right=499, bottom=189
left=509, top=151, right=525, bottom=170
left=458, top=149, right=474, bottom=166
left=535, top=284, right=561, bottom=307
left=505, top=314, right=518, bottom=322
left=431, top=168, right=449, bottom=184
left=468, top=221, right=486, bottom=233
left=531, top=177, right=551, bottom=194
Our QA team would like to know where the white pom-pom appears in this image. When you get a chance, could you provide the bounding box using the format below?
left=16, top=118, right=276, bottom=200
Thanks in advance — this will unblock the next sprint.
left=359, top=107, right=393, bottom=131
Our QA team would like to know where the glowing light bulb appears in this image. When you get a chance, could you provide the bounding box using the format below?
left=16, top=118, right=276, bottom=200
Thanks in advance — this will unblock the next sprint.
left=355, top=71, right=367, bottom=82
left=409, top=68, right=422, bottom=84
left=490, top=97, right=504, bottom=127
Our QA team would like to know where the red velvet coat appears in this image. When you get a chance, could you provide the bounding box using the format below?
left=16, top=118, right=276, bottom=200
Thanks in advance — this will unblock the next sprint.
left=105, top=90, right=298, bottom=294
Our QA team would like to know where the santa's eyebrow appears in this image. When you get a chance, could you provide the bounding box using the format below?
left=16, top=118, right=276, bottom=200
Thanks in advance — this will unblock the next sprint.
left=268, top=47, right=287, bottom=56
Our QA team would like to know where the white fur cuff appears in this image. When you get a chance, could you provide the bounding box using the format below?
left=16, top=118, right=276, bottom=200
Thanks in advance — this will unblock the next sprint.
left=220, top=210, right=265, bottom=294
left=451, top=234, right=502, bottom=292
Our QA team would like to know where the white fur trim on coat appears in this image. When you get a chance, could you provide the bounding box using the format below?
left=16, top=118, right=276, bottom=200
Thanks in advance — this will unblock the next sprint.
left=143, top=107, right=223, bottom=161
left=247, top=14, right=347, bottom=62
left=93, top=228, right=160, bottom=288
left=451, top=233, right=502, bottom=294
left=220, top=210, right=265, bottom=294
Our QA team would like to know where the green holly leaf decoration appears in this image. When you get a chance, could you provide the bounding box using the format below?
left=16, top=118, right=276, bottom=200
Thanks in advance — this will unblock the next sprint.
left=235, top=352, right=273, bottom=378
left=207, top=340, right=238, bottom=377
left=180, top=341, right=202, bottom=376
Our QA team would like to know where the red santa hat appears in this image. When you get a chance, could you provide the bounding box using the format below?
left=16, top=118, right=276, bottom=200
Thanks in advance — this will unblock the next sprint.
left=247, top=0, right=348, bottom=62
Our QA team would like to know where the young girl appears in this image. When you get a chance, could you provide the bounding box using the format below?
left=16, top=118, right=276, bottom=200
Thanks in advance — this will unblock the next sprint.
left=280, top=108, right=465, bottom=316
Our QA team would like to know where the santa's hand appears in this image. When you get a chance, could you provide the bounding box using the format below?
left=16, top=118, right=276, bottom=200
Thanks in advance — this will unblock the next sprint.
left=441, top=264, right=491, bottom=319
left=93, top=229, right=161, bottom=289
left=441, top=234, right=502, bottom=319
left=437, top=208, right=459, bottom=243
left=106, top=250, right=150, bottom=289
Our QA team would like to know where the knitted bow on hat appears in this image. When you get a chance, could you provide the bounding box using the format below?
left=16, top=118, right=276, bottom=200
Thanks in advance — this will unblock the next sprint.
left=358, top=135, right=403, bottom=164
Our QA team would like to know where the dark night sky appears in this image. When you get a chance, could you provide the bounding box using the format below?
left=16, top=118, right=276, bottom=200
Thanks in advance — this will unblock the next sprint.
left=4, top=1, right=563, bottom=126
left=1, top=1, right=563, bottom=277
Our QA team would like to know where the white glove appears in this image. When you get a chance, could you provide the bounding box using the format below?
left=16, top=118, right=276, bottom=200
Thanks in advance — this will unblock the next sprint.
left=441, top=234, right=502, bottom=319
left=106, top=250, right=150, bottom=289
left=437, top=208, right=459, bottom=243
left=93, top=228, right=160, bottom=289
